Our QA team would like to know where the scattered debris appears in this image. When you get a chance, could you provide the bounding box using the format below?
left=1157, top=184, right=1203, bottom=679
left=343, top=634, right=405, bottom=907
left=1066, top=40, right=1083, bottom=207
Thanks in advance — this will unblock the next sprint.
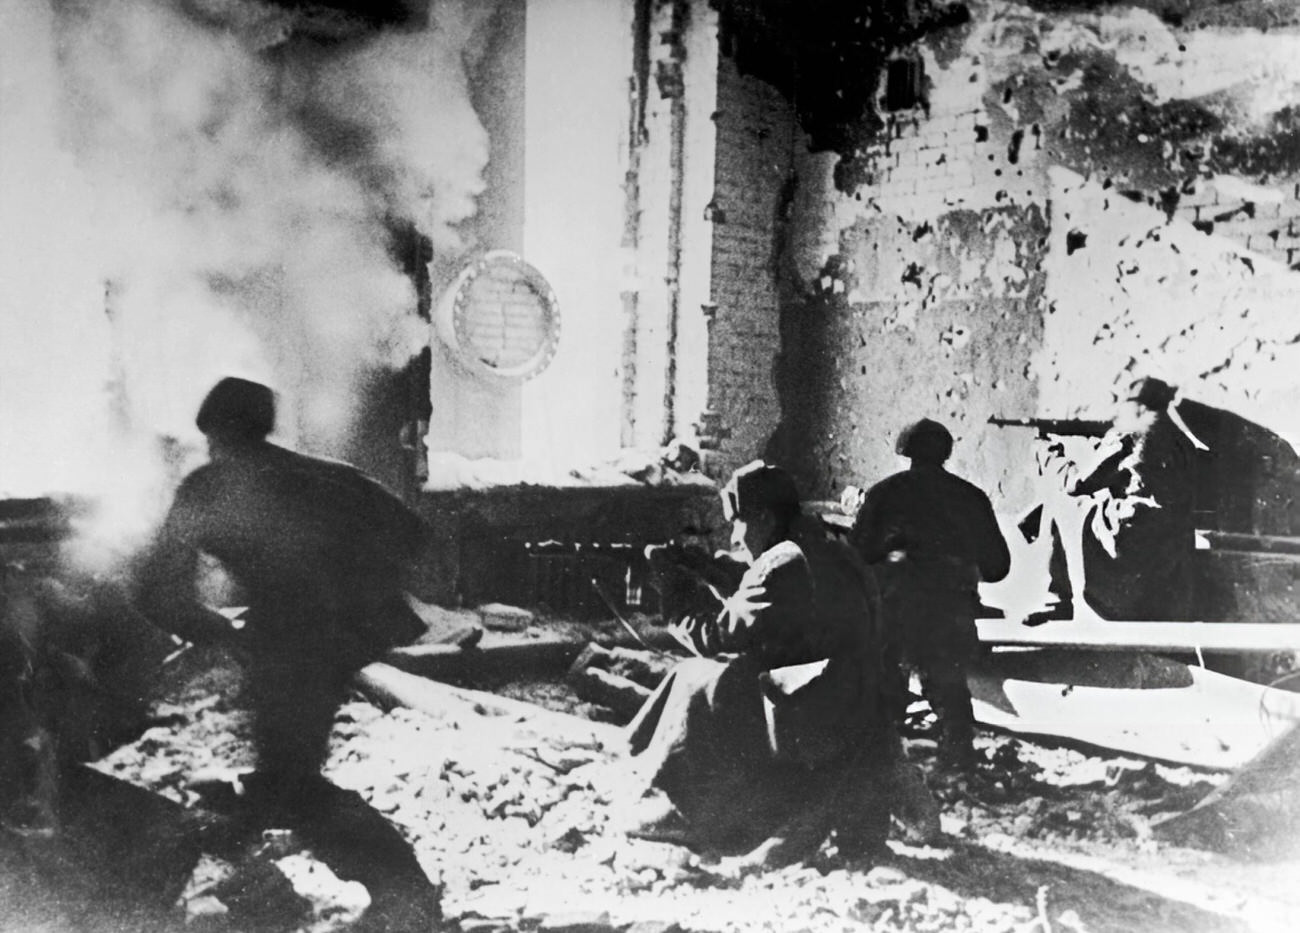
left=480, top=604, right=536, bottom=633
left=47, top=640, right=1291, bottom=933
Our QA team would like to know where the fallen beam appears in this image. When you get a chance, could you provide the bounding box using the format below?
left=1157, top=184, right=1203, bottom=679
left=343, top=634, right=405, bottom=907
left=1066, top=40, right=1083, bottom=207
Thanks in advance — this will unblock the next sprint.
left=978, top=618, right=1300, bottom=653
left=384, top=627, right=688, bottom=685
left=970, top=649, right=1300, bottom=769
left=383, top=637, right=585, bottom=684
left=568, top=667, right=651, bottom=722
left=354, top=662, right=620, bottom=750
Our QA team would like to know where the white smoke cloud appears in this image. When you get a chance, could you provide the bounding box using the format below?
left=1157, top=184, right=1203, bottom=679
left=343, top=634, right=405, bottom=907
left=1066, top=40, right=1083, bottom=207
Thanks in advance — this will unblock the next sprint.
left=0, top=0, right=494, bottom=513
left=307, top=3, right=494, bottom=252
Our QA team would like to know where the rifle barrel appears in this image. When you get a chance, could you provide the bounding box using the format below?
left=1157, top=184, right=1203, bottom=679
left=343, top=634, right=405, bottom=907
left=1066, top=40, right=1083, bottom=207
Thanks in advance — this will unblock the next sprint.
left=987, top=416, right=1111, bottom=436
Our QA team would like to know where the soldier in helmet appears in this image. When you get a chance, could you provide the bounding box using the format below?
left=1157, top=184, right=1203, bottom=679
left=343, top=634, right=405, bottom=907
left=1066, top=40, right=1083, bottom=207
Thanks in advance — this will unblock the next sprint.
left=850, top=419, right=1010, bottom=769
left=625, top=460, right=900, bottom=869
left=1054, top=376, right=1200, bottom=622
left=135, top=376, right=428, bottom=802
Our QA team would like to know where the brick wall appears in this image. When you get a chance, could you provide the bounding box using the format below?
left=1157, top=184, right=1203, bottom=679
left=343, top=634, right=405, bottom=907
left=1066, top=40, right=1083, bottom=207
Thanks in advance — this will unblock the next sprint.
left=702, top=51, right=797, bottom=479
left=771, top=1, right=1300, bottom=508
left=771, top=40, right=1053, bottom=503
left=1040, top=168, right=1300, bottom=435
left=1172, top=178, right=1300, bottom=271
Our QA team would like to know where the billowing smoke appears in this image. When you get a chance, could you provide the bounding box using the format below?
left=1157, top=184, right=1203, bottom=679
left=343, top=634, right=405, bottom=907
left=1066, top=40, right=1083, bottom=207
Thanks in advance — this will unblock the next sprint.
left=0, top=0, right=494, bottom=563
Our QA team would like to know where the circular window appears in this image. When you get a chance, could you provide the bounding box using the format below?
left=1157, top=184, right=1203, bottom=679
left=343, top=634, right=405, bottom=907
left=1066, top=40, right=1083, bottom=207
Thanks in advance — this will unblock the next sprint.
left=435, top=251, right=560, bottom=381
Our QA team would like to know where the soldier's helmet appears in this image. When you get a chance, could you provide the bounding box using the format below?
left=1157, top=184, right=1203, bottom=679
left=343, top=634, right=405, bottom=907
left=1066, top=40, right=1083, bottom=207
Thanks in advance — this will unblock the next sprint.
left=196, top=377, right=276, bottom=440
left=721, top=460, right=800, bottom=521
left=896, top=418, right=953, bottom=464
left=1125, top=376, right=1177, bottom=411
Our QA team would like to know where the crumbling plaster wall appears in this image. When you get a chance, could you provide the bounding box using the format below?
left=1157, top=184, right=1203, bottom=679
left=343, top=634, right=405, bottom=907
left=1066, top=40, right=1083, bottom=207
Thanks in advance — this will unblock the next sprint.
left=774, top=0, right=1300, bottom=508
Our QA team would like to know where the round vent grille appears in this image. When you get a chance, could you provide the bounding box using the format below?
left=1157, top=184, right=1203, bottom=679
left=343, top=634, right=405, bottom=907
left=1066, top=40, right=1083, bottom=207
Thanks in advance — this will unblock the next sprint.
left=435, top=251, right=560, bottom=381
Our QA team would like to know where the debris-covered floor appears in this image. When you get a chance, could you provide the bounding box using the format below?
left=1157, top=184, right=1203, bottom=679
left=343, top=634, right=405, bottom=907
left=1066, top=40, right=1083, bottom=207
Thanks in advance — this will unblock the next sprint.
left=4, top=621, right=1299, bottom=933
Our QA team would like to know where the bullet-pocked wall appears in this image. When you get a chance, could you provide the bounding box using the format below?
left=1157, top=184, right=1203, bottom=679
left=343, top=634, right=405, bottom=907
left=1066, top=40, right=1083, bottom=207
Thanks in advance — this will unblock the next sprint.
left=733, top=0, right=1300, bottom=509
left=701, top=48, right=798, bottom=479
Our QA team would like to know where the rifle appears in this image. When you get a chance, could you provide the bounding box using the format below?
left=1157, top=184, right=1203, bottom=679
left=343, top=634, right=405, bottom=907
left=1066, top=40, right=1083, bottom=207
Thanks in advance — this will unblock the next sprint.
left=987, top=416, right=1111, bottom=438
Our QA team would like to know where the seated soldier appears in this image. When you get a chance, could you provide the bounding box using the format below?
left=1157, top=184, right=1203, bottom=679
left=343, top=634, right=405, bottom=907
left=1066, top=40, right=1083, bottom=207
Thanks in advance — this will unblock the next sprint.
left=623, top=461, right=901, bottom=870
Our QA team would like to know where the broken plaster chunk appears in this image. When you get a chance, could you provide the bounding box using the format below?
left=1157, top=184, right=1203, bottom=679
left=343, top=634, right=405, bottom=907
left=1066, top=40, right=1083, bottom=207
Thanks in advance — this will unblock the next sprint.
left=535, top=910, right=616, bottom=932
left=478, top=603, right=534, bottom=632
left=184, top=894, right=229, bottom=924
left=459, top=921, right=517, bottom=933
left=276, top=853, right=371, bottom=925
left=864, top=865, right=908, bottom=887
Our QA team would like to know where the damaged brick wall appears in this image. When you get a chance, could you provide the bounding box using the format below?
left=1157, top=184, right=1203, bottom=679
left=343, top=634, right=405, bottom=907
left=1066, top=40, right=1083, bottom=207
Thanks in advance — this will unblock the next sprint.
left=703, top=51, right=797, bottom=478
left=774, top=198, right=1049, bottom=504
left=1041, top=169, right=1300, bottom=428
left=761, top=0, right=1300, bottom=506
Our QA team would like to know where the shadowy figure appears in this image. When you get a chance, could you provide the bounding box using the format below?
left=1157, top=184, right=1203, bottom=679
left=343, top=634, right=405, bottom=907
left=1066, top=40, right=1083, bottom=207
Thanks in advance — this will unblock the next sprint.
left=850, top=419, right=1010, bottom=769
left=2, top=548, right=173, bottom=842
left=135, top=377, right=438, bottom=927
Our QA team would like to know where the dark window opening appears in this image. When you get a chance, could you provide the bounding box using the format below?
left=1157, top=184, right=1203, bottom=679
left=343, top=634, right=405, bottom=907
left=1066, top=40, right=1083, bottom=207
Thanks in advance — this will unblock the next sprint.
left=883, top=58, right=925, bottom=112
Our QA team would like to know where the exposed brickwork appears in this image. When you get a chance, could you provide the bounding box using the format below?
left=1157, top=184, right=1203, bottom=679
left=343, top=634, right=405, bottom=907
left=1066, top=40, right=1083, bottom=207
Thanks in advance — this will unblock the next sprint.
left=703, top=52, right=796, bottom=479
left=1172, top=178, right=1300, bottom=271
left=771, top=2, right=1300, bottom=507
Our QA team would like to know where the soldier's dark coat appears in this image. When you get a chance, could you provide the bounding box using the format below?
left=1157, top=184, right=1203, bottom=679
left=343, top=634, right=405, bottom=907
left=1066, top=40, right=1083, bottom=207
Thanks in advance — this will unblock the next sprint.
left=850, top=461, right=1009, bottom=759
left=627, top=516, right=894, bottom=859
left=137, top=439, right=425, bottom=782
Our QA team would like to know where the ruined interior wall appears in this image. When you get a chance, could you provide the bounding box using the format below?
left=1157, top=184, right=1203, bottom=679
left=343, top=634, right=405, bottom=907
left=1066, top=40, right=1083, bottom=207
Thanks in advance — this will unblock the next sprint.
left=1042, top=168, right=1300, bottom=436
left=778, top=0, right=1300, bottom=507
left=782, top=198, right=1049, bottom=504
left=703, top=51, right=797, bottom=479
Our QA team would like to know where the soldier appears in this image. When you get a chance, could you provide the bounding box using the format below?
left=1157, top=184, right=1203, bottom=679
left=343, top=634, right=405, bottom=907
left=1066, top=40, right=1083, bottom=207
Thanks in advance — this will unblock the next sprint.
left=850, top=419, right=1010, bottom=769
left=626, top=461, right=900, bottom=869
left=135, top=377, right=427, bottom=803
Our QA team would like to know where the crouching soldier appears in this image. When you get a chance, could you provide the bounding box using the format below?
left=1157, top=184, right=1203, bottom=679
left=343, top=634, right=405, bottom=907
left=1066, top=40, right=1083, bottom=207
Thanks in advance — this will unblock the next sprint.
left=135, top=377, right=428, bottom=804
left=623, top=461, right=902, bottom=870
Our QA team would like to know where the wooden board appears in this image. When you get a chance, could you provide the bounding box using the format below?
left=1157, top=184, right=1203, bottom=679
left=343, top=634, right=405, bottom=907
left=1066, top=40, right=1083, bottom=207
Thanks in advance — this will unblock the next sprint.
left=977, top=618, right=1300, bottom=653
left=970, top=649, right=1300, bottom=770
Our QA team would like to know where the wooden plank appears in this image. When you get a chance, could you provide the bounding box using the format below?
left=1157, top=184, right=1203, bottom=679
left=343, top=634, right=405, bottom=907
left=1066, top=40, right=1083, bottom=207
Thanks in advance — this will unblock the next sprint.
left=354, top=662, right=619, bottom=750
left=1200, top=530, right=1300, bottom=555
left=978, top=618, right=1300, bottom=652
left=383, top=629, right=685, bottom=684
left=969, top=650, right=1300, bottom=769
left=384, top=637, right=585, bottom=684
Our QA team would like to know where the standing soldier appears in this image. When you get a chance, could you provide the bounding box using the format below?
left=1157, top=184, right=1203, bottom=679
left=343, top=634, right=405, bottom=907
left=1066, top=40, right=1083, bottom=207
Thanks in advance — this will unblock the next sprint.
left=850, top=419, right=1010, bottom=769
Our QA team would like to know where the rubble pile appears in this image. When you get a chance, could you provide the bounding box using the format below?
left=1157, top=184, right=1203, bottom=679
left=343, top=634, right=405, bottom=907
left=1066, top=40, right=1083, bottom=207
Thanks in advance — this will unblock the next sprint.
left=74, top=646, right=1297, bottom=933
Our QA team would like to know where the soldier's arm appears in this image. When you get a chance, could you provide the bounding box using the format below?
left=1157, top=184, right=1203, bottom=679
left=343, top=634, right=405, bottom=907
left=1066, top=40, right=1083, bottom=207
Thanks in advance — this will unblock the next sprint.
left=848, top=486, right=892, bottom=564
left=973, top=493, right=1012, bottom=583
left=686, top=545, right=810, bottom=658
left=134, top=482, right=239, bottom=647
left=1069, top=435, right=1135, bottom=497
